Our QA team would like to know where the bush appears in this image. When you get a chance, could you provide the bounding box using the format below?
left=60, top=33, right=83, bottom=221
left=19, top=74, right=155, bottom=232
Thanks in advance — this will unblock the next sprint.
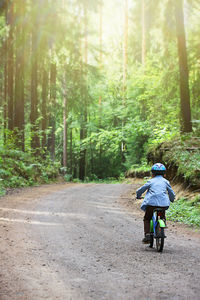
left=0, top=147, right=61, bottom=191
left=64, top=174, right=73, bottom=182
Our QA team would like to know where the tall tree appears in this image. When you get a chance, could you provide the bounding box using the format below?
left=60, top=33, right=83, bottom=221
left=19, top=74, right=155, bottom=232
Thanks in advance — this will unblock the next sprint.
left=47, top=60, right=57, bottom=160
left=3, top=28, right=7, bottom=142
left=14, top=1, right=25, bottom=149
left=99, top=1, right=103, bottom=106
left=98, top=1, right=103, bottom=174
left=123, top=0, right=128, bottom=95
left=175, top=0, right=192, bottom=132
left=7, top=0, right=14, bottom=131
left=30, top=0, right=40, bottom=150
left=141, top=0, right=146, bottom=67
left=79, top=2, right=88, bottom=180
left=41, top=66, right=48, bottom=149
left=63, top=73, right=68, bottom=169
left=121, top=0, right=128, bottom=157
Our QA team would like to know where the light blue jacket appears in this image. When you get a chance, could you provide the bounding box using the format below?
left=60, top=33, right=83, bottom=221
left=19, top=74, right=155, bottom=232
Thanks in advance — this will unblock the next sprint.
left=136, top=175, right=175, bottom=211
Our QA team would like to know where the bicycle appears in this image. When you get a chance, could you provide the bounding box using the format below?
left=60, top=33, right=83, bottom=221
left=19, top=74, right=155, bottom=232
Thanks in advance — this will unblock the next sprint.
left=149, top=208, right=166, bottom=252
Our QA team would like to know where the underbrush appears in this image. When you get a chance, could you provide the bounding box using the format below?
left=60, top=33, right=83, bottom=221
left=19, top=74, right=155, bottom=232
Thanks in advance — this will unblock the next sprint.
left=167, top=195, right=200, bottom=227
left=0, top=147, right=60, bottom=195
left=84, top=178, right=130, bottom=184
left=68, top=175, right=129, bottom=184
left=126, top=164, right=151, bottom=178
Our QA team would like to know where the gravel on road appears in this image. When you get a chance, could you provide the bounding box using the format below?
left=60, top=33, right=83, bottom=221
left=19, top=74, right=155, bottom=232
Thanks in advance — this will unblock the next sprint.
left=0, top=183, right=200, bottom=300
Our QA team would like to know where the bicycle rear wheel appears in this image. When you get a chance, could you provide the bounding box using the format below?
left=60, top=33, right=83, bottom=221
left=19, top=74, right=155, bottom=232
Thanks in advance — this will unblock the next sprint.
left=149, top=234, right=154, bottom=248
left=156, top=224, right=164, bottom=252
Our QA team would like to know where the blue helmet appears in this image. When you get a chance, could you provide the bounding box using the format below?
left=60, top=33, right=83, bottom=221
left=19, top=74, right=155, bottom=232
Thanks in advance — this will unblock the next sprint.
left=151, top=163, right=166, bottom=175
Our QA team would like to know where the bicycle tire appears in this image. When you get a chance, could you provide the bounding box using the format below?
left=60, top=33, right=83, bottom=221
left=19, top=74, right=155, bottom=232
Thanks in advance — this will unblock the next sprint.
left=149, top=234, right=154, bottom=248
left=156, top=224, right=164, bottom=252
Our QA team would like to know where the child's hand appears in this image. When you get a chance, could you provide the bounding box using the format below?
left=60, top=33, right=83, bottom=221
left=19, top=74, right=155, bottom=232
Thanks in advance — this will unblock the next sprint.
left=136, top=196, right=144, bottom=200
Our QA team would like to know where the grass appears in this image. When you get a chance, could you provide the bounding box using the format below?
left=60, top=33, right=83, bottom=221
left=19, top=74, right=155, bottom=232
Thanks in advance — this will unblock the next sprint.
left=167, top=195, right=200, bottom=227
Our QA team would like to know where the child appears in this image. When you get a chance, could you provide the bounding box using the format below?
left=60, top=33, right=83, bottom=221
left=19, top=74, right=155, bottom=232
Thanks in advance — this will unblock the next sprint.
left=136, top=163, right=175, bottom=243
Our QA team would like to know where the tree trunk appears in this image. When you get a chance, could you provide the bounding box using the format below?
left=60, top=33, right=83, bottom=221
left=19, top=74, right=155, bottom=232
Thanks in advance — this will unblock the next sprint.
left=70, top=128, right=73, bottom=175
left=7, top=0, right=14, bottom=131
left=63, top=75, right=68, bottom=169
left=41, top=67, right=48, bottom=149
left=121, top=0, right=128, bottom=160
left=79, top=121, right=86, bottom=181
left=79, top=3, right=88, bottom=180
left=30, top=0, right=40, bottom=151
left=99, top=1, right=103, bottom=106
left=48, top=62, right=57, bottom=160
left=4, top=39, right=7, bottom=143
left=30, top=23, right=40, bottom=150
left=14, top=1, right=25, bottom=150
left=141, top=0, right=146, bottom=67
left=123, top=0, right=128, bottom=95
left=175, top=0, right=192, bottom=133
left=0, top=67, right=3, bottom=135
left=98, top=2, right=103, bottom=172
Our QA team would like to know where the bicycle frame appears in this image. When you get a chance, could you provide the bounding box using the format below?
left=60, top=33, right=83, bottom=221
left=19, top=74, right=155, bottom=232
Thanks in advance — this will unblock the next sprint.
left=149, top=208, right=166, bottom=252
left=150, top=210, right=166, bottom=235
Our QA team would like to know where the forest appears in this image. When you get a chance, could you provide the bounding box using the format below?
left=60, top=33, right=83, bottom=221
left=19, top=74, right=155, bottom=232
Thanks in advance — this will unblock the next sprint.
left=0, top=0, right=199, bottom=192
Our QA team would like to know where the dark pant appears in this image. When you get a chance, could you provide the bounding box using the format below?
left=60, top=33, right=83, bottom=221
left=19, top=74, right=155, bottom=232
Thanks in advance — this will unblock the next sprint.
left=143, top=206, right=167, bottom=235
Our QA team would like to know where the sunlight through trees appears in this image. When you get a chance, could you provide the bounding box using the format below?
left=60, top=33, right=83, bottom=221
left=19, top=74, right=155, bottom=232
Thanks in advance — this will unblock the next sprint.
left=0, top=0, right=199, bottom=182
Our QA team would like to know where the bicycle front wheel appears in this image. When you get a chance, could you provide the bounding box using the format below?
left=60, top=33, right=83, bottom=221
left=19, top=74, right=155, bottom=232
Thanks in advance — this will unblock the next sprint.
left=156, top=224, right=164, bottom=252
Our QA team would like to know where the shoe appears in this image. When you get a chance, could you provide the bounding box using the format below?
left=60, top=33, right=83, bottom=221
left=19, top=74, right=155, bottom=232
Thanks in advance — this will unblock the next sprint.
left=142, top=234, right=151, bottom=244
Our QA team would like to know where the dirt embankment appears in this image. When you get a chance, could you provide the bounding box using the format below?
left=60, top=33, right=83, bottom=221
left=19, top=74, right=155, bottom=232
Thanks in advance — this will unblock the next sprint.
left=127, top=136, right=200, bottom=191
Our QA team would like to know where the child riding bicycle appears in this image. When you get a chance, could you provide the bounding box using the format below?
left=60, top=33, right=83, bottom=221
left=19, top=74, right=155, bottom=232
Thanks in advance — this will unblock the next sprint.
left=136, top=163, right=175, bottom=244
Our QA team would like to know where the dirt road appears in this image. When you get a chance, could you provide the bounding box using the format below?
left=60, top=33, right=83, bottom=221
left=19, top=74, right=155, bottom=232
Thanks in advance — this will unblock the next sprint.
left=0, top=183, right=200, bottom=300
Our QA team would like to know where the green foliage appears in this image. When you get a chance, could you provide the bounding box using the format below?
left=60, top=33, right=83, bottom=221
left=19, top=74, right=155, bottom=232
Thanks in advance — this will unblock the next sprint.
left=124, top=119, right=152, bottom=167
left=83, top=175, right=127, bottom=184
left=167, top=195, right=200, bottom=227
left=0, top=0, right=199, bottom=187
left=79, top=129, right=124, bottom=179
left=0, top=179, right=5, bottom=196
left=126, top=163, right=151, bottom=178
left=64, top=174, right=73, bottom=182
left=0, top=147, right=60, bottom=191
